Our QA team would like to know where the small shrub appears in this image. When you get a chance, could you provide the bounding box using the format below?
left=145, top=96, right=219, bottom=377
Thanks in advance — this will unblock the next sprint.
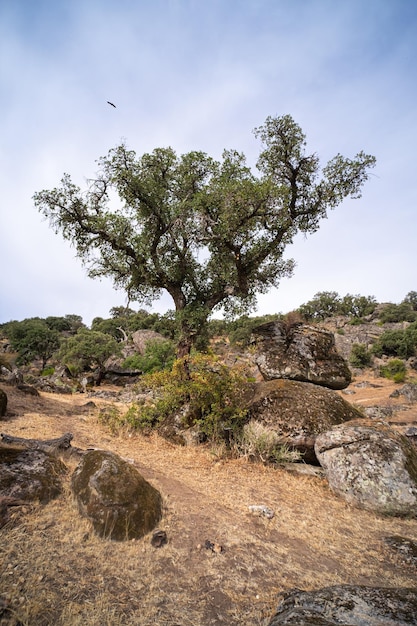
left=236, top=421, right=301, bottom=464
left=350, top=343, right=372, bottom=368
left=41, top=366, right=55, bottom=376
left=380, top=359, right=407, bottom=383
left=133, top=353, right=252, bottom=443
left=97, top=405, right=124, bottom=433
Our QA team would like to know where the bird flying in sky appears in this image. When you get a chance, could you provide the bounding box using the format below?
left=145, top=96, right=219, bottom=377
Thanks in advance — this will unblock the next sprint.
left=107, top=101, right=116, bottom=108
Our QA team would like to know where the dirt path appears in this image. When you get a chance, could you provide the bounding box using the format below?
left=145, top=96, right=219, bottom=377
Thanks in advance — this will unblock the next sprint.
left=1, top=379, right=417, bottom=625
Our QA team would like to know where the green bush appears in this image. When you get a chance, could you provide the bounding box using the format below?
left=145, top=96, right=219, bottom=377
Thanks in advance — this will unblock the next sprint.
left=378, top=302, right=417, bottom=323
left=372, top=323, right=417, bottom=359
left=350, top=343, right=372, bottom=368
left=380, top=359, right=407, bottom=383
left=129, top=353, right=252, bottom=441
left=123, top=339, right=176, bottom=374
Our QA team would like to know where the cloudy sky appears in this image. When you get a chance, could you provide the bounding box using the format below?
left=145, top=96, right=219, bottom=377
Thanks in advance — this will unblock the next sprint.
left=1, top=0, right=416, bottom=326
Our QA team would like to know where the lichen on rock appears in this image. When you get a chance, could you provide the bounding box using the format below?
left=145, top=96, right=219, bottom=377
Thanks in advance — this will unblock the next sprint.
left=71, top=449, right=163, bottom=540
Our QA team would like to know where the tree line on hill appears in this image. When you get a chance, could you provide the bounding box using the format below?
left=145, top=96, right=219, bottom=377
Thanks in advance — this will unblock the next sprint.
left=1, top=291, right=416, bottom=378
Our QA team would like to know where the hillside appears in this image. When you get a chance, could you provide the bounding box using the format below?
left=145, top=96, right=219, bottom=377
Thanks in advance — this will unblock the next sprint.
left=1, top=368, right=417, bottom=625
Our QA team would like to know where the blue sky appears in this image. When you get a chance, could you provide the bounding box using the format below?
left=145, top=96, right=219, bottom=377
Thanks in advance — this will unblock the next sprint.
left=1, top=0, right=416, bottom=325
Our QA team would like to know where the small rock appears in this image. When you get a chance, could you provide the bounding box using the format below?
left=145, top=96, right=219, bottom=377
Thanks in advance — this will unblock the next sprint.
left=248, top=504, right=275, bottom=519
left=384, top=535, right=417, bottom=567
left=205, top=540, right=224, bottom=553
left=151, top=529, right=167, bottom=548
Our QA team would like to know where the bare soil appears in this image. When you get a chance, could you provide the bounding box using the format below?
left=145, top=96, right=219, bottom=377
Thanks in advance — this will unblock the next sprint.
left=1, top=372, right=417, bottom=626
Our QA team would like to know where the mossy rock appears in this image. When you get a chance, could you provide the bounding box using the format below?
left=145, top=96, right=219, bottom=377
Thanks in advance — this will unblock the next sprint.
left=0, top=445, right=67, bottom=502
left=0, top=388, right=7, bottom=417
left=247, top=379, right=364, bottom=463
left=71, top=450, right=163, bottom=541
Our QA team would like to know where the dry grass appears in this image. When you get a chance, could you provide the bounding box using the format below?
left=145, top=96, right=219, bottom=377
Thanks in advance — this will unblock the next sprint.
left=1, top=375, right=417, bottom=625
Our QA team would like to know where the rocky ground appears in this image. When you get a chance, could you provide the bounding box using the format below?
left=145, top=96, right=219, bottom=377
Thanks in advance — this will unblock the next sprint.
left=0, top=371, right=417, bottom=625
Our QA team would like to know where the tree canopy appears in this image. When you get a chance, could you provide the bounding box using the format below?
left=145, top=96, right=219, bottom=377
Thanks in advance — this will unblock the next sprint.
left=34, top=114, right=376, bottom=355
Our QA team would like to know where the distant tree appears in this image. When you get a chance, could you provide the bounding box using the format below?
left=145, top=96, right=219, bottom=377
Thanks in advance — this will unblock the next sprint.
left=7, top=318, right=60, bottom=369
left=109, top=305, right=137, bottom=319
left=403, top=291, right=417, bottom=311
left=339, top=294, right=377, bottom=318
left=297, top=291, right=342, bottom=321
left=378, top=302, right=417, bottom=324
left=34, top=114, right=375, bottom=356
left=91, top=317, right=128, bottom=341
left=58, top=328, right=121, bottom=384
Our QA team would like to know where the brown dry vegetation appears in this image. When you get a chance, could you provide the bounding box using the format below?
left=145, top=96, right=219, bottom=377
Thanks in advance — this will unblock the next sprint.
left=1, top=373, right=417, bottom=626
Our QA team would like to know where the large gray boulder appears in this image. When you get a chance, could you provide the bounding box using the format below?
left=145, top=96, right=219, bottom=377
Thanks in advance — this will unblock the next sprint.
left=0, top=445, right=67, bottom=502
left=247, top=380, right=364, bottom=463
left=252, top=321, right=351, bottom=390
left=315, top=419, right=417, bottom=516
left=71, top=450, right=163, bottom=541
left=268, top=585, right=417, bottom=625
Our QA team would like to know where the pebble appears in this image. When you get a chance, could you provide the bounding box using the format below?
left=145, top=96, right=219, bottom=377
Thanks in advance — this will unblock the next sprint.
left=248, top=504, right=275, bottom=519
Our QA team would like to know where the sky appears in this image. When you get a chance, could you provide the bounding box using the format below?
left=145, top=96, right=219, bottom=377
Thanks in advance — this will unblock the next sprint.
left=1, top=0, right=416, bottom=326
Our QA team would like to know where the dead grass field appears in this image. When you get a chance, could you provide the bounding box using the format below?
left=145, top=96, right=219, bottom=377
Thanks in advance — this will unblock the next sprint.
left=1, top=373, right=417, bottom=625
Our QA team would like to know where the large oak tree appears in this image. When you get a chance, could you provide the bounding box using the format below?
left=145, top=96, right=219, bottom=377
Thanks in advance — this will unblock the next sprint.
left=34, top=115, right=376, bottom=355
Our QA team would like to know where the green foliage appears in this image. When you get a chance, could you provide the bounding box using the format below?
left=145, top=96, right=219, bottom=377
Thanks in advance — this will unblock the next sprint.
left=350, top=343, right=373, bottom=368
left=403, top=291, right=417, bottom=311
left=58, top=328, right=121, bottom=376
left=372, top=323, right=417, bottom=359
left=378, top=302, right=417, bottom=323
left=97, top=405, right=125, bottom=433
left=128, top=354, right=252, bottom=441
left=34, top=115, right=375, bottom=354
left=91, top=317, right=128, bottom=341
left=297, top=291, right=341, bottom=320
left=380, top=359, right=407, bottom=383
left=122, top=339, right=176, bottom=374
left=41, top=366, right=55, bottom=376
left=227, top=313, right=281, bottom=347
left=297, top=291, right=377, bottom=321
left=340, top=294, right=377, bottom=318
left=6, top=318, right=60, bottom=368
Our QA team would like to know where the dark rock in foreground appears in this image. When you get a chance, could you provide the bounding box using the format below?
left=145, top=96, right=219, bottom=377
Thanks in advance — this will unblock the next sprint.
left=0, top=445, right=67, bottom=503
left=71, top=450, right=163, bottom=541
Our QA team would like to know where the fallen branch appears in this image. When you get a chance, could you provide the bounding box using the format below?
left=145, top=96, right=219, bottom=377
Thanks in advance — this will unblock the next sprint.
left=1, top=432, right=74, bottom=451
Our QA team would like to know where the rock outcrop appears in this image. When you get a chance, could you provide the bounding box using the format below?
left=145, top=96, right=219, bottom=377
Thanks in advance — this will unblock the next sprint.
left=0, top=445, right=67, bottom=503
left=315, top=419, right=417, bottom=516
left=252, top=321, right=351, bottom=389
left=71, top=450, right=163, bottom=541
left=247, top=380, right=364, bottom=463
left=132, top=329, right=166, bottom=354
left=268, top=585, right=417, bottom=625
